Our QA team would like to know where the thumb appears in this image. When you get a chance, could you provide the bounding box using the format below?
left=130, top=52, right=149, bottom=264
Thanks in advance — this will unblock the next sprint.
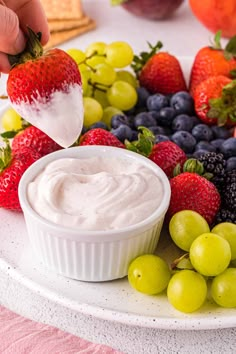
left=0, top=5, right=25, bottom=54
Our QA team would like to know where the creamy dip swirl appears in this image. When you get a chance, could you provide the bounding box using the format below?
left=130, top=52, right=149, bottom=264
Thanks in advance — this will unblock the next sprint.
left=27, top=156, right=164, bottom=230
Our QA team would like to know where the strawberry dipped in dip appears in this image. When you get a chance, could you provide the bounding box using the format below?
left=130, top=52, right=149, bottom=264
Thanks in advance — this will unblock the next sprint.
left=7, top=28, right=83, bottom=148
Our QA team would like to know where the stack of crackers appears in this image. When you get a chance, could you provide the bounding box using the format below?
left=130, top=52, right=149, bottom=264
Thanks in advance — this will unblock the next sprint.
left=41, top=0, right=96, bottom=49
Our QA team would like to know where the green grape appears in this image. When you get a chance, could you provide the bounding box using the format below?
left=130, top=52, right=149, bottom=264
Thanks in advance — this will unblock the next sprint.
left=169, top=210, right=210, bottom=252
left=105, top=41, right=134, bottom=68
left=211, top=268, right=236, bottom=308
left=230, top=259, right=236, bottom=267
left=1, top=108, right=22, bottom=131
left=107, top=81, right=138, bottom=111
left=85, top=41, right=107, bottom=57
left=66, top=48, right=86, bottom=65
left=86, top=55, right=106, bottom=68
left=211, top=222, right=236, bottom=260
left=83, top=83, right=94, bottom=97
left=102, top=106, right=123, bottom=127
left=189, top=233, right=231, bottom=277
left=80, top=71, right=88, bottom=93
left=94, top=89, right=110, bottom=108
left=79, top=66, right=91, bottom=93
left=90, top=63, right=117, bottom=86
left=83, top=97, right=103, bottom=126
left=116, top=70, right=138, bottom=88
left=79, top=63, right=91, bottom=73
left=167, top=269, right=207, bottom=313
left=128, top=254, right=171, bottom=295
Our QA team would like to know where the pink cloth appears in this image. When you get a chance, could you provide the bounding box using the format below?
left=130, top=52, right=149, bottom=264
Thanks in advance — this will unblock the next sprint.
left=0, top=306, right=123, bottom=354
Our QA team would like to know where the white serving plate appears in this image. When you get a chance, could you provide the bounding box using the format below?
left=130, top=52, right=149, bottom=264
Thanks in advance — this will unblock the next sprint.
left=0, top=58, right=236, bottom=353
left=0, top=206, right=236, bottom=332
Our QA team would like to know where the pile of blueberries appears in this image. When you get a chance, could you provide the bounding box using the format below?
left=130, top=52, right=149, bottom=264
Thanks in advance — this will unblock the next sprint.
left=89, top=87, right=236, bottom=171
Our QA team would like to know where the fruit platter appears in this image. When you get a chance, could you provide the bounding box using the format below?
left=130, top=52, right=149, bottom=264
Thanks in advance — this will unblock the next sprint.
left=0, top=27, right=236, bottom=348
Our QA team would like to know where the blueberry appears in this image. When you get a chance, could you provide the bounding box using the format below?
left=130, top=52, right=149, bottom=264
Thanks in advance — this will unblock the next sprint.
left=170, top=91, right=195, bottom=115
left=111, top=114, right=130, bottom=129
left=133, top=112, right=157, bottom=128
left=154, top=135, right=170, bottom=143
left=211, top=125, right=231, bottom=139
left=124, top=107, right=136, bottom=115
left=130, top=129, right=139, bottom=141
left=192, top=124, right=213, bottom=142
left=127, top=115, right=135, bottom=129
left=220, top=137, right=236, bottom=158
left=148, top=126, right=170, bottom=135
left=226, top=157, right=236, bottom=171
left=195, top=141, right=216, bottom=152
left=146, top=93, right=169, bottom=111
left=171, top=131, right=196, bottom=153
left=192, top=149, right=210, bottom=158
left=157, top=107, right=176, bottom=127
left=172, top=114, right=194, bottom=132
left=89, top=121, right=109, bottom=130
left=148, top=110, right=161, bottom=123
left=81, top=126, right=88, bottom=134
left=210, top=139, right=225, bottom=152
left=111, top=125, right=133, bottom=142
left=135, top=87, right=150, bottom=109
left=190, top=116, right=202, bottom=126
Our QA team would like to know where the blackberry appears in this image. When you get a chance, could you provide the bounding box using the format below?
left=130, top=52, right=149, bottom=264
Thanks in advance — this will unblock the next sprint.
left=197, top=152, right=226, bottom=191
left=215, top=208, right=236, bottom=224
left=221, top=169, right=236, bottom=212
left=224, top=169, right=236, bottom=186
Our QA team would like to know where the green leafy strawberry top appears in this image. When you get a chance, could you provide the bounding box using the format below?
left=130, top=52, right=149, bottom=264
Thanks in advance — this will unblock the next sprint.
left=131, top=41, right=163, bottom=75
left=0, top=140, right=12, bottom=173
left=125, top=126, right=155, bottom=156
left=208, top=80, right=236, bottom=125
left=8, top=27, right=43, bottom=67
left=212, top=30, right=236, bottom=60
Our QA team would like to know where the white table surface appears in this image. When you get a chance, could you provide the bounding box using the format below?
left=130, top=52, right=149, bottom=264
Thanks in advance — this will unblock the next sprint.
left=0, top=1, right=236, bottom=354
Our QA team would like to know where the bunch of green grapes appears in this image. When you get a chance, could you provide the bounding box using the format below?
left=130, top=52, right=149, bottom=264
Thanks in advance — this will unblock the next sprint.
left=167, top=212, right=236, bottom=312
left=66, top=41, right=138, bottom=128
left=127, top=211, right=236, bottom=314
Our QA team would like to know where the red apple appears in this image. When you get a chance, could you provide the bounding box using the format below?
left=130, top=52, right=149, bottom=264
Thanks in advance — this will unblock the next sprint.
left=111, top=0, right=185, bottom=20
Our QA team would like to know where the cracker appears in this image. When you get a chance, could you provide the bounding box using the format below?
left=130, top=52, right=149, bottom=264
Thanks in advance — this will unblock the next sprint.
left=44, top=19, right=96, bottom=49
left=41, top=0, right=84, bottom=20
left=48, top=16, right=91, bottom=33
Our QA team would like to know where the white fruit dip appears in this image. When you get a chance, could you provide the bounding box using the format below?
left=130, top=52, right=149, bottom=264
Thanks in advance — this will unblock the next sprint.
left=10, top=84, right=83, bottom=148
left=27, top=156, right=164, bottom=230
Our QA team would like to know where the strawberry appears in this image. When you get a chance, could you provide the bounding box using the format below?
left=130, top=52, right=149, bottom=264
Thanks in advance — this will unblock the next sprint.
left=11, top=126, right=62, bottom=157
left=125, top=127, right=187, bottom=178
left=79, top=128, right=125, bottom=148
left=6, top=27, right=83, bottom=148
left=167, top=172, right=221, bottom=225
left=0, top=140, right=41, bottom=211
left=148, top=141, right=187, bottom=179
left=132, top=42, right=187, bottom=95
left=189, top=31, right=236, bottom=96
left=193, top=75, right=236, bottom=127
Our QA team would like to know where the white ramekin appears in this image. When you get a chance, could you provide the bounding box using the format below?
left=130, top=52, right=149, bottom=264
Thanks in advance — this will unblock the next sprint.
left=19, top=146, right=171, bottom=282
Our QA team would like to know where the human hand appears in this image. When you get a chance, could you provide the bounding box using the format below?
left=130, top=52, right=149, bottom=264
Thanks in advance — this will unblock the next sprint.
left=0, top=0, right=50, bottom=73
